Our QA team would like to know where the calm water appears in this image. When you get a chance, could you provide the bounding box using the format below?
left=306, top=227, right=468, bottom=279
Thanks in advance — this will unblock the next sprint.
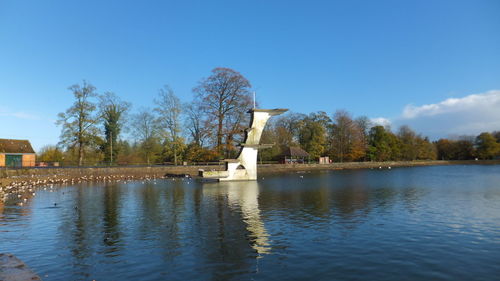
left=1, top=165, right=500, bottom=281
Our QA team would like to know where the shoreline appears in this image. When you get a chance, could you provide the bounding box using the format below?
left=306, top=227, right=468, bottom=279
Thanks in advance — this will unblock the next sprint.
left=1, top=160, right=499, bottom=203
left=258, top=160, right=500, bottom=174
left=0, top=253, right=41, bottom=281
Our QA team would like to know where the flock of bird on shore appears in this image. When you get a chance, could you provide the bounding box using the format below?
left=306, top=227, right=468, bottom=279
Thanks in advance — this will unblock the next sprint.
left=1, top=166, right=395, bottom=206
left=0, top=173, right=190, bottom=205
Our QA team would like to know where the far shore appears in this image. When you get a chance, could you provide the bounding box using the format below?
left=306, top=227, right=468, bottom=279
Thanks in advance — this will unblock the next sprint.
left=257, top=159, right=500, bottom=174
left=1, top=160, right=499, bottom=203
left=2, top=160, right=500, bottom=182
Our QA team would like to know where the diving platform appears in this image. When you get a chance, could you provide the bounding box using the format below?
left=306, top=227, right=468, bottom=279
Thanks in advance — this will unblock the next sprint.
left=199, top=108, right=287, bottom=181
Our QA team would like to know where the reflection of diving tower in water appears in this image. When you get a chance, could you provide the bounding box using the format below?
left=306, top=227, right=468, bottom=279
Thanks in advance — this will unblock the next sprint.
left=203, top=181, right=271, bottom=256
left=200, top=108, right=287, bottom=181
left=225, top=181, right=270, bottom=255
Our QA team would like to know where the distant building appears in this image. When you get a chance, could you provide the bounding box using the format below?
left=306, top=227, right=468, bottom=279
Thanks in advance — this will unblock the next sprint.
left=318, top=156, right=330, bottom=164
left=280, top=146, right=310, bottom=164
left=0, top=139, right=36, bottom=167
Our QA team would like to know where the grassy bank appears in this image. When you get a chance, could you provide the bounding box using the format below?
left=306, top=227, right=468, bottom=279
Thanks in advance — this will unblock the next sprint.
left=258, top=160, right=500, bottom=174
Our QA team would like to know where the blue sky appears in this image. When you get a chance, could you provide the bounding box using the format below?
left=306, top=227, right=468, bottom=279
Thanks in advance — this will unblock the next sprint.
left=1, top=0, right=499, bottom=151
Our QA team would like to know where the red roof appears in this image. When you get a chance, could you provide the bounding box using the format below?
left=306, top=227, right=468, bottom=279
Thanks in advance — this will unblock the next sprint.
left=0, top=139, right=35, bottom=154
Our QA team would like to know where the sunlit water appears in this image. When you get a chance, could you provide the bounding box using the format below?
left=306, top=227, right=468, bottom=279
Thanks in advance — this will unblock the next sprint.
left=1, top=165, right=500, bottom=281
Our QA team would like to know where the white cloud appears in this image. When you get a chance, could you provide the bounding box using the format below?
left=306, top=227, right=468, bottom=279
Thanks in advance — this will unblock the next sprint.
left=394, top=90, right=500, bottom=139
left=370, top=117, right=391, bottom=127
left=402, top=90, right=500, bottom=119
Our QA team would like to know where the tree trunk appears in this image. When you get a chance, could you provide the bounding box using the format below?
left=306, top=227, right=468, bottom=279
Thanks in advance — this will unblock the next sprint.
left=174, top=146, right=178, bottom=165
left=226, top=134, right=234, bottom=158
left=217, top=117, right=223, bottom=155
left=78, top=143, right=84, bottom=166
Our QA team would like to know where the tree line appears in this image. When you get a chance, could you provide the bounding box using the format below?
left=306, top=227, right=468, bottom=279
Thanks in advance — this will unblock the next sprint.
left=38, top=67, right=500, bottom=166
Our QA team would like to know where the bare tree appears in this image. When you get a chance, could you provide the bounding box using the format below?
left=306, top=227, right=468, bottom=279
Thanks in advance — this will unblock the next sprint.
left=223, top=96, right=252, bottom=157
left=57, top=80, right=99, bottom=166
left=154, top=85, right=183, bottom=165
left=185, top=102, right=210, bottom=147
left=274, top=112, right=307, bottom=145
left=130, top=108, right=158, bottom=164
left=193, top=67, right=253, bottom=156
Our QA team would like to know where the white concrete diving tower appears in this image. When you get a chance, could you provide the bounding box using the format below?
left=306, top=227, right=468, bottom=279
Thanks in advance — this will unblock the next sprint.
left=200, top=108, right=287, bottom=181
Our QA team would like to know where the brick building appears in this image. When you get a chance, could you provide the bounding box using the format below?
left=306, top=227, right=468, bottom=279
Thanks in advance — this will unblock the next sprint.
left=0, top=139, right=36, bottom=167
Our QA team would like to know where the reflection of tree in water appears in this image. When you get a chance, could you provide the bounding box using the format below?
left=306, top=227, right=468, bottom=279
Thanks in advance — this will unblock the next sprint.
left=0, top=199, right=33, bottom=253
left=71, top=187, right=91, bottom=260
left=399, top=186, right=426, bottom=212
left=257, top=171, right=416, bottom=227
left=57, top=182, right=125, bottom=279
left=136, top=180, right=185, bottom=261
left=258, top=172, right=373, bottom=223
left=57, top=184, right=105, bottom=279
left=323, top=171, right=380, bottom=221
left=102, top=183, right=123, bottom=255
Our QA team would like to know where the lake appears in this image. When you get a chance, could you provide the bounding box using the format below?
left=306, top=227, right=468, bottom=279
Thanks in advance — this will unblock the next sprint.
left=1, top=165, right=500, bottom=280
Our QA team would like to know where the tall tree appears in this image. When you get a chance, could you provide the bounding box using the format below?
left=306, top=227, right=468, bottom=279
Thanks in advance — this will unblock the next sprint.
left=274, top=112, right=306, bottom=147
left=455, top=138, right=476, bottom=160
left=330, top=110, right=365, bottom=162
left=185, top=102, right=210, bottom=147
left=130, top=108, right=159, bottom=164
left=299, top=120, right=326, bottom=160
left=398, top=125, right=418, bottom=160
left=298, top=112, right=330, bottom=160
left=57, top=80, right=99, bottom=166
left=368, top=126, right=401, bottom=161
left=493, top=131, right=500, bottom=143
left=259, top=121, right=281, bottom=161
left=193, top=67, right=253, bottom=156
left=99, top=92, right=131, bottom=164
left=37, top=145, right=64, bottom=163
left=368, top=126, right=390, bottom=161
left=154, top=85, right=183, bottom=165
left=355, top=116, right=371, bottom=161
left=435, top=139, right=454, bottom=160
left=223, top=100, right=253, bottom=158
left=476, top=132, right=500, bottom=159
left=415, top=136, right=437, bottom=160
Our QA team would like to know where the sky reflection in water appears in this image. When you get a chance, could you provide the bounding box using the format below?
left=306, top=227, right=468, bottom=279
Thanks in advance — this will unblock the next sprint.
left=1, top=165, right=500, bottom=281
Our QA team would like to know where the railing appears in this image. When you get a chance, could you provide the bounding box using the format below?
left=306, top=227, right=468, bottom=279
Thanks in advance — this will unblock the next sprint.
left=1, top=160, right=280, bottom=170
left=2, top=161, right=226, bottom=170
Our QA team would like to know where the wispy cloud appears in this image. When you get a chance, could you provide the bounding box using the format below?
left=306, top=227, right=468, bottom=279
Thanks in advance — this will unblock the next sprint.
left=391, top=90, right=500, bottom=138
left=0, top=107, right=40, bottom=120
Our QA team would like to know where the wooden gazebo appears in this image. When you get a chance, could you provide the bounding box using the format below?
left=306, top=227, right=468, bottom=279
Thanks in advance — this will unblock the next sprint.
left=280, top=146, right=310, bottom=164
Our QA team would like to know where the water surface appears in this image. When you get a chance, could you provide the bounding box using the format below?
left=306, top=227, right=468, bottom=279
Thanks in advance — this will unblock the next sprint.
left=1, top=165, right=500, bottom=280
